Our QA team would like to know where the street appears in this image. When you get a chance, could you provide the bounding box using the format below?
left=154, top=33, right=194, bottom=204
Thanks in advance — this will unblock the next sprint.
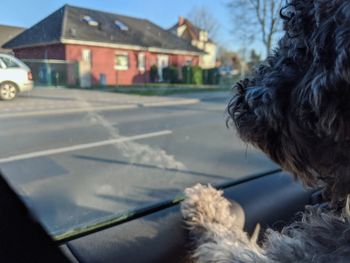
left=0, top=88, right=278, bottom=236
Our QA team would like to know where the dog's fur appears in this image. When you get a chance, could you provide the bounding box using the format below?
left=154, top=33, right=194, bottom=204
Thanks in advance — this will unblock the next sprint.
left=181, top=0, right=350, bottom=261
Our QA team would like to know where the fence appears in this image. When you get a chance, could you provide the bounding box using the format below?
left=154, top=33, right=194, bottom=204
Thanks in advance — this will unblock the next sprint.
left=22, top=59, right=79, bottom=87
left=21, top=59, right=231, bottom=88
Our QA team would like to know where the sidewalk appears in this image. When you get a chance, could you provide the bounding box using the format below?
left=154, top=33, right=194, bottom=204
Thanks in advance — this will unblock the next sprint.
left=169, top=91, right=231, bottom=101
left=0, top=88, right=199, bottom=118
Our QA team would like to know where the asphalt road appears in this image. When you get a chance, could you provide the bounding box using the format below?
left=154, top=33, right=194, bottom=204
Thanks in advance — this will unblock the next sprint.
left=0, top=90, right=278, bottom=236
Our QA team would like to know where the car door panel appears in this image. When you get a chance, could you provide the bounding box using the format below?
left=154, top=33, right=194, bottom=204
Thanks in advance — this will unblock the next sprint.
left=64, top=172, right=313, bottom=263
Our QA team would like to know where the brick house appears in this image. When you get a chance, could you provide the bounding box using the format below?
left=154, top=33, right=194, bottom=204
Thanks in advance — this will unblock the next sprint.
left=3, top=5, right=203, bottom=86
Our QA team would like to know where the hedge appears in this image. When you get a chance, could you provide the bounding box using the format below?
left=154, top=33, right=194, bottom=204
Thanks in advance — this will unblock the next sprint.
left=162, top=66, right=179, bottom=83
left=203, top=68, right=220, bottom=85
left=192, top=66, right=203, bottom=85
left=152, top=65, right=220, bottom=85
left=150, top=65, right=158, bottom=83
left=181, top=65, right=192, bottom=84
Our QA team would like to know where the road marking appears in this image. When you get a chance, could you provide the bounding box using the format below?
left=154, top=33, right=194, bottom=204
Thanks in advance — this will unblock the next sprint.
left=142, top=99, right=199, bottom=107
left=0, top=130, right=172, bottom=163
left=0, top=104, right=138, bottom=118
left=0, top=99, right=200, bottom=118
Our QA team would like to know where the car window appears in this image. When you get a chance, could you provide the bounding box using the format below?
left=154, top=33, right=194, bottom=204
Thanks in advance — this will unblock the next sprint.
left=0, top=56, right=20, bottom=68
left=0, top=0, right=281, bottom=240
left=0, top=59, right=6, bottom=69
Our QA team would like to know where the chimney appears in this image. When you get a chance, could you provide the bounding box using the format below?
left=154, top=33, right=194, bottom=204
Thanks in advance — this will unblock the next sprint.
left=179, top=16, right=185, bottom=25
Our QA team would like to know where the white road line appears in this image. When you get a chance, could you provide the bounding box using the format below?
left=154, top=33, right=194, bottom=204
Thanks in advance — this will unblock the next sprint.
left=0, top=130, right=172, bottom=164
left=0, top=104, right=138, bottom=118
left=0, top=99, right=199, bottom=118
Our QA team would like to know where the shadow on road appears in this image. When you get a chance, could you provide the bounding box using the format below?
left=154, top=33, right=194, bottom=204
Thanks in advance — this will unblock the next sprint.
left=19, top=94, right=77, bottom=101
left=19, top=94, right=119, bottom=105
left=73, top=154, right=227, bottom=180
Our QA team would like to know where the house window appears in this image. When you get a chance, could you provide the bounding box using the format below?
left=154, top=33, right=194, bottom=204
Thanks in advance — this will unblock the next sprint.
left=199, top=30, right=208, bottom=42
left=185, top=57, right=193, bottom=66
left=82, top=49, right=92, bottom=63
left=115, top=53, right=129, bottom=70
left=82, top=16, right=99, bottom=27
left=115, top=20, right=129, bottom=31
left=138, top=53, right=146, bottom=71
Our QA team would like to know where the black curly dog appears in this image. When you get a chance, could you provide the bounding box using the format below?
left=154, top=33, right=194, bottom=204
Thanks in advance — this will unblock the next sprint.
left=181, top=0, right=350, bottom=262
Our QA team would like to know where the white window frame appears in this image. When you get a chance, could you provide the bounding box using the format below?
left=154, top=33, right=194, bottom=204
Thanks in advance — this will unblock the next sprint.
left=82, top=49, right=92, bottom=63
left=138, top=52, right=146, bottom=71
left=114, top=52, right=129, bottom=70
left=157, top=55, right=169, bottom=68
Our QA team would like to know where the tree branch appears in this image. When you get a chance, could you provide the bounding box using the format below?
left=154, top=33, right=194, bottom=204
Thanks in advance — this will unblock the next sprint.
left=228, top=0, right=283, bottom=57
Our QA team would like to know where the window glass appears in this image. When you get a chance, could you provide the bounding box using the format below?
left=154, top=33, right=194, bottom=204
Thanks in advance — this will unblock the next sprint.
left=0, top=59, right=6, bottom=68
left=115, top=20, right=128, bottom=31
left=82, top=15, right=99, bottom=26
left=0, top=0, right=280, bottom=240
left=115, top=53, right=129, bottom=70
left=138, top=53, right=145, bottom=71
left=1, top=57, right=20, bottom=68
left=82, top=49, right=91, bottom=63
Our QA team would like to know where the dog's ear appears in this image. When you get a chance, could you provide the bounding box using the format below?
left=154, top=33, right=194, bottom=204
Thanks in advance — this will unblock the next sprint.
left=304, top=72, right=350, bottom=142
left=303, top=3, right=350, bottom=142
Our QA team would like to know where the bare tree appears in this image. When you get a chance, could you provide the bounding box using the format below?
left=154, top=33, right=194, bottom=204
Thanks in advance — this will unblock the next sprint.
left=187, top=6, right=220, bottom=41
left=227, top=0, right=283, bottom=56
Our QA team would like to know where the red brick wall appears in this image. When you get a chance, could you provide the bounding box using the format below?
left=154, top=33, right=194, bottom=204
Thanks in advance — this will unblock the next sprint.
left=65, top=44, right=145, bottom=85
left=14, top=44, right=66, bottom=60
left=14, top=43, right=200, bottom=85
left=66, top=44, right=199, bottom=85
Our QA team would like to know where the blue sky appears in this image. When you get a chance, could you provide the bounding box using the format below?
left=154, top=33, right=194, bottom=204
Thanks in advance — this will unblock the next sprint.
left=0, top=0, right=264, bottom=56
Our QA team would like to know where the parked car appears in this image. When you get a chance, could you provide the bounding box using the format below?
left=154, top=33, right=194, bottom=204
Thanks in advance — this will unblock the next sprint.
left=0, top=53, right=33, bottom=100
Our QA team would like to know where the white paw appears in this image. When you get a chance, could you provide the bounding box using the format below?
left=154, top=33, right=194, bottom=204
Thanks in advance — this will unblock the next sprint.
left=181, top=184, right=235, bottom=228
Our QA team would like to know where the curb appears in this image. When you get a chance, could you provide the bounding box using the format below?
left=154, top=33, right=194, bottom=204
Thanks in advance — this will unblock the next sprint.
left=142, top=99, right=199, bottom=107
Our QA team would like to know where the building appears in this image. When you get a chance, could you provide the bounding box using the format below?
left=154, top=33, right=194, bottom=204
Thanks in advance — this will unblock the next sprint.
left=3, top=5, right=203, bottom=86
left=168, top=17, right=217, bottom=69
left=0, top=25, right=25, bottom=54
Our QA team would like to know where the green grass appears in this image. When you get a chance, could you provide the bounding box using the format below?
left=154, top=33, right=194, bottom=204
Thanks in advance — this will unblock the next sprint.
left=66, top=82, right=235, bottom=96
left=107, top=87, right=231, bottom=96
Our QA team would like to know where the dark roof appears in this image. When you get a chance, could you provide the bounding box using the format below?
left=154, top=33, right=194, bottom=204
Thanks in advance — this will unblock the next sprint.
left=0, top=25, right=26, bottom=52
left=2, top=6, right=65, bottom=49
left=3, top=5, right=202, bottom=54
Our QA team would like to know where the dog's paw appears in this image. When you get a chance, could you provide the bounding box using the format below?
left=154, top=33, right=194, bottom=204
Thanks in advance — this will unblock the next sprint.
left=181, top=184, right=236, bottom=230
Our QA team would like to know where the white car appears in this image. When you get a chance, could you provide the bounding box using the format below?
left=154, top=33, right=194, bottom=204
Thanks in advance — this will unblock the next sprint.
left=0, top=54, right=33, bottom=100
